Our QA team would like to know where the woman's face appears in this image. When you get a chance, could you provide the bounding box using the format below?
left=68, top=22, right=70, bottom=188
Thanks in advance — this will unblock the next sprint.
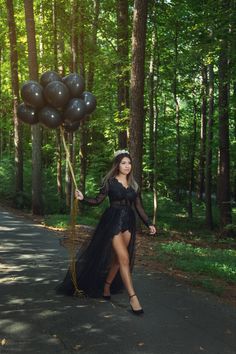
left=118, top=157, right=132, bottom=175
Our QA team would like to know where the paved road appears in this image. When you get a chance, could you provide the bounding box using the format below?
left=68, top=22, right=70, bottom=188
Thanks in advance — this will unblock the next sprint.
left=0, top=207, right=235, bottom=354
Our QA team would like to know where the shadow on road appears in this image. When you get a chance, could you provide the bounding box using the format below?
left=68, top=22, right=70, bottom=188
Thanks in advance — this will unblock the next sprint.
left=0, top=209, right=236, bottom=354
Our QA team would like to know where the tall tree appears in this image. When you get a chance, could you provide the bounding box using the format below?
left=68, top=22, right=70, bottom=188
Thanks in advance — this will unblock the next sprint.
left=148, top=5, right=159, bottom=224
left=173, top=22, right=181, bottom=201
left=87, top=0, right=100, bottom=92
left=117, top=0, right=129, bottom=148
left=57, top=0, right=66, bottom=75
left=80, top=0, right=100, bottom=199
left=52, top=0, right=58, bottom=71
left=52, top=0, right=64, bottom=208
left=65, top=0, right=79, bottom=211
left=198, top=65, right=208, bottom=201
left=205, top=63, right=214, bottom=229
left=71, top=0, right=79, bottom=73
left=6, top=0, right=23, bottom=195
left=129, top=0, right=148, bottom=187
left=23, top=0, right=43, bottom=215
left=218, top=0, right=232, bottom=230
left=231, top=0, right=236, bottom=203
left=188, top=97, right=197, bottom=218
left=79, top=0, right=87, bottom=200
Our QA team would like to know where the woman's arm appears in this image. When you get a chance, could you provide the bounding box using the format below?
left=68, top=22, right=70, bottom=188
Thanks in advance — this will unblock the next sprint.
left=75, top=184, right=108, bottom=206
left=134, top=191, right=156, bottom=234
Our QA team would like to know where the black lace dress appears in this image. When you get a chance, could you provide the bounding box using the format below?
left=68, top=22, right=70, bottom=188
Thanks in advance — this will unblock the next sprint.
left=56, top=177, right=152, bottom=297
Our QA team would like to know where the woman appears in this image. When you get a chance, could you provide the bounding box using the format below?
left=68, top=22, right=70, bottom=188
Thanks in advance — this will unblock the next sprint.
left=57, top=150, right=156, bottom=315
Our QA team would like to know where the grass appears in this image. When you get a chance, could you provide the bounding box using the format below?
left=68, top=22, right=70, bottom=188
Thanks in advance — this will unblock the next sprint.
left=153, top=241, right=236, bottom=284
left=44, top=212, right=99, bottom=228
left=191, top=279, right=225, bottom=296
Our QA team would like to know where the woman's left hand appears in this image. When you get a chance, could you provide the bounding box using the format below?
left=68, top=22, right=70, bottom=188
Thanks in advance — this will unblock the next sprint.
left=149, top=225, right=156, bottom=235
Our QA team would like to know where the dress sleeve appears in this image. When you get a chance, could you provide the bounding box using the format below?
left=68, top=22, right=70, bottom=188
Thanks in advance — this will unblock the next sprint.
left=82, top=184, right=108, bottom=206
left=134, top=190, right=153, bottom=227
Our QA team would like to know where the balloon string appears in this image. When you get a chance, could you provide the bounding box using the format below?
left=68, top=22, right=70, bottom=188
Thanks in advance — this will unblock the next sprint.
left=60, top=126, right=78, bottom=191
left=59, top=126, right=83, bottom=296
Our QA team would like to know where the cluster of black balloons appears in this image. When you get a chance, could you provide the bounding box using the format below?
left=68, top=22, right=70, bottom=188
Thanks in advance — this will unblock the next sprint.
left=17, top=71, right=96, bottom=132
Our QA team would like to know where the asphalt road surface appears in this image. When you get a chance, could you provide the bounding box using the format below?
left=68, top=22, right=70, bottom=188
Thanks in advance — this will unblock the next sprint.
left=0, top=207, right=235, bottom=354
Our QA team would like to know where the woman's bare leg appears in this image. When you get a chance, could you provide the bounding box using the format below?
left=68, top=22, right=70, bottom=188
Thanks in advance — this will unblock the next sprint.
left=103, top=231, right=131, bottom=296
left=112, top=232, right=142, bottom=310
left=103, top=254, right=119, bottom=296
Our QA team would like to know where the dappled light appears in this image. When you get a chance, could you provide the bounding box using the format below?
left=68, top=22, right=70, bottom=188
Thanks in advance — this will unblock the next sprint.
left=0, top=209, right=153, bottom=351
left=0, top=209, right=236, bottom=352
left=0, top=0, right=235, bottom=351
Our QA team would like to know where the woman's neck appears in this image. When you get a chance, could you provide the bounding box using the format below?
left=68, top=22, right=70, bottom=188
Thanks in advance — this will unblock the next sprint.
left=116, top=173, right=128, bottom=182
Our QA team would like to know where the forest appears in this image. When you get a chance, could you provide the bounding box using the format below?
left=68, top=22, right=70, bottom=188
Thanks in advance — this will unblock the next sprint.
left=0, top=0, right=235, bottom=238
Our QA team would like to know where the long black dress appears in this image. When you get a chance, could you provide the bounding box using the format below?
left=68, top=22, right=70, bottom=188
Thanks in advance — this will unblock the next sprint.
left=56, top=177, right=152, bottom=298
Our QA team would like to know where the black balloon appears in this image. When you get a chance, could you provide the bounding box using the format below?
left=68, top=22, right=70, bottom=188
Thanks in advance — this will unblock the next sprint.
left=38, top=106, right=63, bottom=129
left=63, top=98, right=86, bottom=123
left=63, top=120, right=80, bottom=133
left=44, top=81, right=70, bottom=109
left=81, top=91, right=96, bottom=114
left=62, top=73, right=85, bottom=98
left=40, top=71, right=62, bottom=87
left=17, top=103, right=39, bottom=125
left=21, top=81, right=44, bottom=109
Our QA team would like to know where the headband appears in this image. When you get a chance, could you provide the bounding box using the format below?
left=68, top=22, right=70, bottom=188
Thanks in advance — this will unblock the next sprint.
left=114, top=149, right=130, bottom=158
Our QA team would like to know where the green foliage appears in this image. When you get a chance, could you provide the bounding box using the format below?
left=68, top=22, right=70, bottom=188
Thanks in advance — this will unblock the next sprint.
left=1, top=0, right=235, bottom=236
left=0, top=155, right=15, bottom=199
left=154, top=241, right=236, bottom=283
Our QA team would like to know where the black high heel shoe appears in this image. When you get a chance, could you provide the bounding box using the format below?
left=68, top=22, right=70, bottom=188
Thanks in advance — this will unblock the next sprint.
left=103, top=281, right=111, bottom=300
left=129, top=294, right=144, bottom=315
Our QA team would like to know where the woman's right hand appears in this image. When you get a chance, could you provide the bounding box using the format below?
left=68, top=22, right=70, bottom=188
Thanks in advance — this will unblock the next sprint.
left=75, top=189, right=84, bottom=200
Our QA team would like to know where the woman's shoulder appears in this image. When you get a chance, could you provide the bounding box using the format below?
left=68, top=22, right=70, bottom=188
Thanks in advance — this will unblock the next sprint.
left=100, top=177, right=115, bottom=192
left=108, top=176, right=116, bottom=184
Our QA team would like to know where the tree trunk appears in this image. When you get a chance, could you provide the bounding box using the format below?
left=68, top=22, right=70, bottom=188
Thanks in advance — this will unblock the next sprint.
left=205, top=63, right=214, bottom=229
left=71, top=0, right=78, bottom=73
left=79, top=0, right=87, bottom=199
left=65, top=0, right=80, bottom=211
left=80, top=0, right=100, bottom=198
left=148, top=14, right=159, bottom=224
left=198, top=65, right=208, bottom=201
left=231, top=0, right=236, bottom=203
left=57, top=0, right=65, bottom=76
left=233, top=82, right=236, bottom=202
left=188, top=98, right=197, bottom=218
left=87, top=0, right=100, bottom=92
left=6, top=0, right=23, bottom=195
left=56, top=129, right=63, bottom=211
left=65, top=131, right=73, bottom=209
left=148, top=31, right=155, bottom=190
left=218, top=0, right=232, bottom=230
left=173, top=24, right=181, bottom=201
left=129, top=0, right=148, bottom=187
left=153, top=86, right=158, bottom=226
left=23, top=0, right=43, bottom=215
left=52, top=0, right=58, bottom=71
left=52, top=0, right=63, bottom=210
left=117, top=0, right=129, bottom=148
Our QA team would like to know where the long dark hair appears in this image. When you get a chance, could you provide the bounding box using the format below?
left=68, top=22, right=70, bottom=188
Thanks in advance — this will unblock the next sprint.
left=102, top=152, right=138, bottom=191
